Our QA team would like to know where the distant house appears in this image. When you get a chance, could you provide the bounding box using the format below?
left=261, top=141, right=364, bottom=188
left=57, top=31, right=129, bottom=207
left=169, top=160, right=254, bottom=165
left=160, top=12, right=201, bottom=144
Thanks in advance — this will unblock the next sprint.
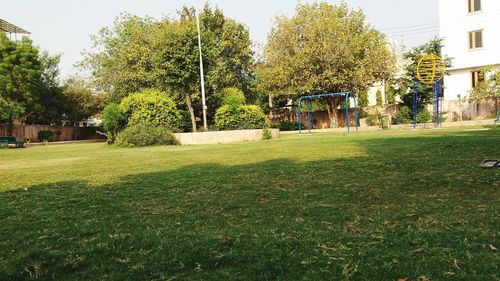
left=439, top=0, right=500, bottom=101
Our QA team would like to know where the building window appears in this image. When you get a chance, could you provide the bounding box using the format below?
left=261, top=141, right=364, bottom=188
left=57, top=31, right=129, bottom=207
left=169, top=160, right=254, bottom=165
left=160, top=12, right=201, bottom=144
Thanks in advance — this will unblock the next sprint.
left=468, top=0, right=482, bottom=13
left=468, top=30, right=483, bottom=49
left=471, top=70, right=484, bottom=88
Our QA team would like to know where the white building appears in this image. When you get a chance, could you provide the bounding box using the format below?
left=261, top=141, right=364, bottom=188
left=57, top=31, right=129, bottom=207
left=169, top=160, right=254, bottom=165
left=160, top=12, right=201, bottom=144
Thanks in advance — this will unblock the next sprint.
left=439, top=0, right=500, bottom=101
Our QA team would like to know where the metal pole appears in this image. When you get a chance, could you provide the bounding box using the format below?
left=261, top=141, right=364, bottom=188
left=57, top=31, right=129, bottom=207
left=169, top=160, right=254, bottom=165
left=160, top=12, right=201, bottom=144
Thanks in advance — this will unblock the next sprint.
left=298, top=97, right=302, bottom=134
left=345, top=94, right=350, bottom=132
left=413, top=77, right=418, bottom=129
left=434, top=81, right=438, bottom=127
left=353, top=93, right=359, bottom=133
left=439, top=80, right=443, bottom=128
left=196, top=0, right=208, bottom=130
left=307, top=99, right=311, bottom=134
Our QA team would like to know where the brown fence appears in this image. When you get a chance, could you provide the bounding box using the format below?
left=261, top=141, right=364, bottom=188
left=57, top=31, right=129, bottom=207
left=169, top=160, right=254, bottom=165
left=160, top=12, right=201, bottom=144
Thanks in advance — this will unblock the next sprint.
left=270, top=109, right=359, bottom=129
left=0, top=124, right=105, bottom=142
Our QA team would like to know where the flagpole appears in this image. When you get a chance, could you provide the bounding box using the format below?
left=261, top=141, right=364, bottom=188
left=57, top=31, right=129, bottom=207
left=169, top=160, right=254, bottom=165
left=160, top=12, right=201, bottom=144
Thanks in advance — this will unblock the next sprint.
left=196, top=0, right=208, bottom=130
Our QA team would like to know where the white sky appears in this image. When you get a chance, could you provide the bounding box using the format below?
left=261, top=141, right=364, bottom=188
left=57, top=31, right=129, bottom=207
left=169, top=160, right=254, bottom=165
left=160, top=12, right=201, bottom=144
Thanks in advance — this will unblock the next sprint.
left=2, top=0, right=438, bottom=79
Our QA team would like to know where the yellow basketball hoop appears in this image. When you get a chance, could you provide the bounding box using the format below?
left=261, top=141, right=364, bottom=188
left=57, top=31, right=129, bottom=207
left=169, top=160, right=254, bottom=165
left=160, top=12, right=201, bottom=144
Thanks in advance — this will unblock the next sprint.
left=416, top=54, right=445, bottom=85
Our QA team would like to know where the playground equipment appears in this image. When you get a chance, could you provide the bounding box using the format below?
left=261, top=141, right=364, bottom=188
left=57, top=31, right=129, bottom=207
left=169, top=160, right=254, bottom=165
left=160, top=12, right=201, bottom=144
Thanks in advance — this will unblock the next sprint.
left=414, top=53, right=446, bottom=129
left=298, top=92, right=359, bottom=134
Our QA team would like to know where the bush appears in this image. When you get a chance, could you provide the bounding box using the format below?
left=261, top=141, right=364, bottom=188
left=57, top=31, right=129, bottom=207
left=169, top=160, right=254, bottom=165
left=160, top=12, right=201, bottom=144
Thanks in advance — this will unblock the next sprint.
left=116, top=122, right=177, bottom=147
left=102, top=103, right=125, bottom=134
left=215, top=105, right=267, bottom=131
left=37, top=130, right=54, bottom=142
left=262, top=128, right=273, bottom=140
left=393, top=106, right=412, bottom=124
left=416, top=110, right=432, bottom=123
left=433, top=111, right=448, bottom=123
left=365, top=114, right=381, bottom=126
left=120, top=89, right=180, bottom=130
left=210, top=87, right=246, bottom=110
left=274, top=120, right=298, bottom=131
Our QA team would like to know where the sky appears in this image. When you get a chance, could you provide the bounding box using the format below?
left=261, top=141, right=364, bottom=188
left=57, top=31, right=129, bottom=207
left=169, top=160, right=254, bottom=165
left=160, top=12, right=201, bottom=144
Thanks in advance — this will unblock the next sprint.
left=2, top=0, right=439, bottom=79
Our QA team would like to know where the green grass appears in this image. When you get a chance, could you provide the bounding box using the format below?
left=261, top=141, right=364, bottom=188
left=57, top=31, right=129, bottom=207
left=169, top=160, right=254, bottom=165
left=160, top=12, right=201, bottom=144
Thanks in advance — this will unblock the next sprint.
left=0, top=128, right=499, bottom=280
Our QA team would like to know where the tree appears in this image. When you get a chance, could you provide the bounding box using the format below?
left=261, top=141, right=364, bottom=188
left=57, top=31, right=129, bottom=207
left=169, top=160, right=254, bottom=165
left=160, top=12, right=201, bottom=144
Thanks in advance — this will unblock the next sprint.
left=470, top=67, right=500, bottom=113
left=0, top=33, right=43, bottom=134
left=82, top=5, right=255, bottom=132
left=80, top=14, right=160, bottom=101
left=62, top=76, right=106, bottom=124
left=257, top=2, right=395, bottom=126
left=154, top=5, right=255, bottom=131
left=26, top=52, right=67, bottom=125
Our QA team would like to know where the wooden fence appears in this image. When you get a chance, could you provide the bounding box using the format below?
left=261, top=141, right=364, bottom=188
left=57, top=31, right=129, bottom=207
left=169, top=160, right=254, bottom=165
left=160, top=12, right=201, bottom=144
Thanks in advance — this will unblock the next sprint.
left=0, top=124, right=105, bottom=142
left=270, top=109, right=359, bottom=129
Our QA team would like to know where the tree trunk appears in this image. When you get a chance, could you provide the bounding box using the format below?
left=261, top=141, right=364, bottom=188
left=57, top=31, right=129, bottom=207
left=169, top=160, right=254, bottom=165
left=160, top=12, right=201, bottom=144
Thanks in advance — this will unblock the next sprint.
left=185, top=93, right=197, bottom=132
left=7, top=115, right=14, bottom=136
left=323, top=97, right=340, bottom=128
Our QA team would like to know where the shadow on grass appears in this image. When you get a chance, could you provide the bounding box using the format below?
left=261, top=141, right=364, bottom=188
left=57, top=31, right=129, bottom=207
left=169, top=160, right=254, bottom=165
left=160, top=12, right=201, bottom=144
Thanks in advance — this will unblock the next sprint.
left=0, top=130, right=499, bottom=280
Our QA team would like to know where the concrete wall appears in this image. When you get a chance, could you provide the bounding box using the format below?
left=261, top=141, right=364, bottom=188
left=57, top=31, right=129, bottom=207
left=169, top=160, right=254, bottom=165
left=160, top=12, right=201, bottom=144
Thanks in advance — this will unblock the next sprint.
left=367, top=83, right=385, bottom=106
left=174, top=129, right=279, bottom=145
left=425, top=98, right=498, bottom=120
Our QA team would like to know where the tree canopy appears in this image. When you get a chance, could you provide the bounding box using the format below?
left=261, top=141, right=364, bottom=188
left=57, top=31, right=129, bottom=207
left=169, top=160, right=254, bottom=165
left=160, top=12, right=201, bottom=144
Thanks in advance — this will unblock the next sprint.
left=81, top=5, right=255, bottom=131
left=0, top=34, right=81, bottom=133
left=257, top=2, right=395, bottom=99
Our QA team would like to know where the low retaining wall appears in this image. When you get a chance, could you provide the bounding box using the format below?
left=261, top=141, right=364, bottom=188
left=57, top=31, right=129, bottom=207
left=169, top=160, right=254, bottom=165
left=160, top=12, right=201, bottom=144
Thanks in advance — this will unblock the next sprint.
left=174, top=129, right=280, bottom=145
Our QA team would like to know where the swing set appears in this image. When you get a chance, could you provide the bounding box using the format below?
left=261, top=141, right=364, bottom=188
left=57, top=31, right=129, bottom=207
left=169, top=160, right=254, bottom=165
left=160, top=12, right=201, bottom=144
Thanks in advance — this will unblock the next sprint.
left=298, top=92, right=359, bottom=134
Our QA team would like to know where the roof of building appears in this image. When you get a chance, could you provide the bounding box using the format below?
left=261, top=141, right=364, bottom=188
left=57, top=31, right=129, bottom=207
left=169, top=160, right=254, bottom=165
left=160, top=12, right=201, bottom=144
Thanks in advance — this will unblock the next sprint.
left=0, top=19, right=30, bottom=34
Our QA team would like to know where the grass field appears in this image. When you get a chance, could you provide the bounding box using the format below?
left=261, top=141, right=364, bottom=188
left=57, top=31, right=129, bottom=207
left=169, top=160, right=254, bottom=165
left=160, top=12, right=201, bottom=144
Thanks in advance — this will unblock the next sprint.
left=0, top=128, right=499, bottom=280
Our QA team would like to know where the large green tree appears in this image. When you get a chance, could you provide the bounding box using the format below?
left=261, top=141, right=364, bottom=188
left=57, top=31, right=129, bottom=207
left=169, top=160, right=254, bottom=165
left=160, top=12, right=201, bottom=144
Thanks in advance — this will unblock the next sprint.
left=81, top=14, right=160, bottom=101
left=82, top=5, right=255, bottom=132
left=257, top=2, right=395, bottom=125
left=0, top=34, right=45, bottom=133
left=26, top=52, right=67, bottom=125
left=61, top=76, right=106, bottom=125
left=1, top=34, right=104, bottom=133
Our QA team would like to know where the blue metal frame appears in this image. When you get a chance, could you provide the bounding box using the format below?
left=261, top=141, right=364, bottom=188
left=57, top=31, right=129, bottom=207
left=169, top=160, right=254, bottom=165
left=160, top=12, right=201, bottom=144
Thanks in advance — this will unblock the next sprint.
left=413, top=76, right=443, bottom=129
left=434, top=79, right=443, bottom=127
left=413, top=77, right=419, bottom=129
left=298, top=92, right=359, bottom=134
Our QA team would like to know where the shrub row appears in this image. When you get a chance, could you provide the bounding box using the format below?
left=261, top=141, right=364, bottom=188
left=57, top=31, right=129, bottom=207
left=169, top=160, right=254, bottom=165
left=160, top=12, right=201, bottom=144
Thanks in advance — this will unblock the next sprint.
left=215, top=105, right=267, bottom=131
left=116, top=122, right=177, bottom=147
